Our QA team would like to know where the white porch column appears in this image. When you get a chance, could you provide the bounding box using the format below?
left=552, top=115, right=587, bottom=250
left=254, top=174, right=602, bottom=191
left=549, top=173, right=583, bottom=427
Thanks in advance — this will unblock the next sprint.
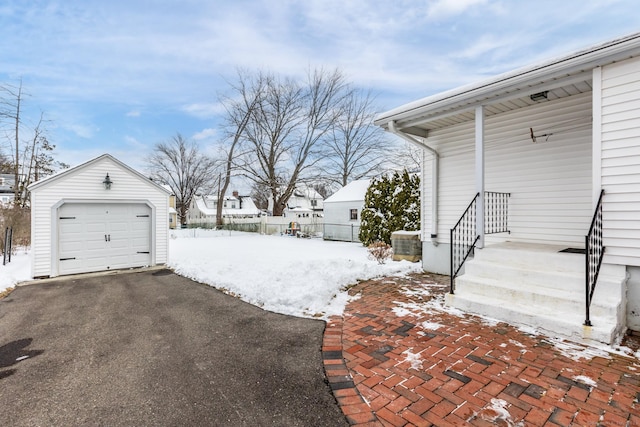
left=592, top=66, right=603, bottom=204
left=476, top=106, right=485, bottom=248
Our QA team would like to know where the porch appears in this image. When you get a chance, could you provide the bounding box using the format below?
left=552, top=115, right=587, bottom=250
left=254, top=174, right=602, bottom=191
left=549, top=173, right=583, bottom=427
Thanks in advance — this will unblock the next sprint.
left=374, top=34, right=640, bottom=345
left=445, top=241, right=627, bottom=344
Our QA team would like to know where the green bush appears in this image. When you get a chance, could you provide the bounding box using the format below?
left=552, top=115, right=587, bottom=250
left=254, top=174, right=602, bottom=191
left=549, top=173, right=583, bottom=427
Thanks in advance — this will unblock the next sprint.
left=358, top=170, right=420, bottom=246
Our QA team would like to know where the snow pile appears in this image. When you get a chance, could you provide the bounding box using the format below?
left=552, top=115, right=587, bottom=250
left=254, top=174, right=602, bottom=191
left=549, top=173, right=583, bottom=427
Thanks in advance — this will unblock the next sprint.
left=168, top=231, right=422, bottom=318
left=0, top=250, right=31, bottom=293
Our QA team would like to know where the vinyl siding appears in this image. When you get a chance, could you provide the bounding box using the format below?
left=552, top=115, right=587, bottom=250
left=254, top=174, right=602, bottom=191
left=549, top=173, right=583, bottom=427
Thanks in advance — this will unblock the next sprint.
left=421, top=92, right=592, bottom=245
left=323, top=200, right=363, bottom=242
left=30, top=156, right=169, bottom=277
left=600, top=56, right=640, bottom=267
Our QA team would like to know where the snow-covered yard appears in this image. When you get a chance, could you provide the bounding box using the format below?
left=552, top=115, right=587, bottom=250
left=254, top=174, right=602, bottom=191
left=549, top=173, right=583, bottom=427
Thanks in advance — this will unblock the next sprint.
left=0, top=230, right=422, bottom=318
left=167, top=229, right=422, bottom=318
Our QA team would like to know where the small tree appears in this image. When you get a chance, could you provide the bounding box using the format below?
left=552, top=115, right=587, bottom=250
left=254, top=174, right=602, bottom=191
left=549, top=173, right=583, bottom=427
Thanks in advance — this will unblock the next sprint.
left=358, top=170, right=420, bottom=246
left=147, top=134, right=219, bottom=226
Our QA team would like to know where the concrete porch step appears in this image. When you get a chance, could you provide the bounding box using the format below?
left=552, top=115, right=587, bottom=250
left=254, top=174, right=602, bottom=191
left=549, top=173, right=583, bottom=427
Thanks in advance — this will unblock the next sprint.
left=447, top=241, right=627, bottom=344
left=454, top=274, right=623, bottom=319
left=445, top=291, right=619, bottom=344
left=474, top=242, right=583, bottom=271
left=463, top=259, right=625, bottom=294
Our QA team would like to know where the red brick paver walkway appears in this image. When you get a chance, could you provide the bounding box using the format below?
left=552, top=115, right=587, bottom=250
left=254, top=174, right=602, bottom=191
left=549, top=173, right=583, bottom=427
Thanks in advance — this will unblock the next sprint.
left=323, top=273, right=640, bottom=426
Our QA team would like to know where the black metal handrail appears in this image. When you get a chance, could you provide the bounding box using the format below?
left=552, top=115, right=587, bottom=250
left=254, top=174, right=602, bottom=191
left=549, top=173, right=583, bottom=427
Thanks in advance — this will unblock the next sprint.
left=584, top=189, right=605, bottom=327
left=450, top=193, right=479, bottom=294
left=450, top=192, right=511, bottom=294
left=485, top=192, right=511, bottom=234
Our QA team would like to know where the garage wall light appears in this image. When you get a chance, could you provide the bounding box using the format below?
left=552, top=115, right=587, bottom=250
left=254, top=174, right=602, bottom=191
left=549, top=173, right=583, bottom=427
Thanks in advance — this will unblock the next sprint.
left=103, top=173, right=113, bottom=190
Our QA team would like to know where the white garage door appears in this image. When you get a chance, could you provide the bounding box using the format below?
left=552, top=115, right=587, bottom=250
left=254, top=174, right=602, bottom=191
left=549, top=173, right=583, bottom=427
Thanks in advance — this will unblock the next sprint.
left=57, top=203, right=152, bottom=276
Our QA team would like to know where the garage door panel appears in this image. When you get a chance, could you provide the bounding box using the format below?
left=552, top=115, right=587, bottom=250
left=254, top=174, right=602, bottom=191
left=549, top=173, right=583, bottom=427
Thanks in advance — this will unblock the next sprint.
left=86, top=222, right=108, bottom=233
left=59, top=241, right=84, bottom=253
left=108, top=240, right=129, bottom=251
left=109, top=221, right=129, bottom=232
left=59, top=222, right=83, bottom=234
left=58, top=203, right=152, bottom=276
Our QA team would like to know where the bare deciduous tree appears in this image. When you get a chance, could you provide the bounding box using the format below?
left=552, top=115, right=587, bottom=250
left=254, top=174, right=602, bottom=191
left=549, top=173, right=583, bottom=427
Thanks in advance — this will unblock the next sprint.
left=236, top=68, right=347, bottom=216
left=0, top=79, right=25, bottom=202
left=148, top=134, right=219, bottom=226
left=0, top=151, right=11, bottom=173
left=387, top=140, right=422, bottom=173
left=0, top=80, right=64, bottom=207
left=216, top=70, right=265, bottom=225
left=19, top=113, right=57, bottom=206
left=321, top=88, right=386, bottom=188
left=249, top=182, right=270, bottom=211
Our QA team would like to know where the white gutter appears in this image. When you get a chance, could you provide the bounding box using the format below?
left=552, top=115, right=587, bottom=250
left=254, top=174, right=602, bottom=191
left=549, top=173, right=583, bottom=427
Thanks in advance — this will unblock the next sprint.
left=388, top=121, right=439, bottom=244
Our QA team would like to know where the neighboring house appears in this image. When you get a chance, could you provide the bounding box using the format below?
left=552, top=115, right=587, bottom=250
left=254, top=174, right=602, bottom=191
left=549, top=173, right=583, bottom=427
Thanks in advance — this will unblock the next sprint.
left=0, top=174, right=17, bottom=205
left=28, top=153, right=170, bottom=278
left=187, top=191, right=262, bottom=226
left=169, top=194, right=178, bottom=229
left=375, top=32, right=640, bottom=345
left=323, top=179, right=370, bottom=242
left=160, top=185, right=178, bottom=229
left=0, top=173, right=25, bottom=206
left=269, top=186, right=324, bottom=218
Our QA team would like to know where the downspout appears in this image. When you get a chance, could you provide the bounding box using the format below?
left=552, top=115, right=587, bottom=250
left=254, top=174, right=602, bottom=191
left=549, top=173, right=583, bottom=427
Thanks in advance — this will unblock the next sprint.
left=387, top=121, right=439, bottom=245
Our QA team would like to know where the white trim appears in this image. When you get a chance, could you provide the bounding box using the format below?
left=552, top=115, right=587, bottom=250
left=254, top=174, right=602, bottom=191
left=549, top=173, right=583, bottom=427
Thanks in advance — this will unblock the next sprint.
left=475, top=106, right=485, bottom=248
left=592, top=66, right=603, bottom=204
left=29, top=153, right=170, bottom=195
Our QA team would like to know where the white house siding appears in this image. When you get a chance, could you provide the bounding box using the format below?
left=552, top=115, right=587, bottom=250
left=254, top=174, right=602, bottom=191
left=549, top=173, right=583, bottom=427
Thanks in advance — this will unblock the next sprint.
left=600, top=57, right=640, bottom=267
left=422, top=92, right=592, bottom=245
left=30, top=156, right=169, bottom=277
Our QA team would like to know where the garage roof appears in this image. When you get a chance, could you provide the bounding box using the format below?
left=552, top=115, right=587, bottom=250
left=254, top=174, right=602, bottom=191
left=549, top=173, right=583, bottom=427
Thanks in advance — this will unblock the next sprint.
left=29, top=153, right=171, bottom=194
left=375, top=32, right=640, bottom=137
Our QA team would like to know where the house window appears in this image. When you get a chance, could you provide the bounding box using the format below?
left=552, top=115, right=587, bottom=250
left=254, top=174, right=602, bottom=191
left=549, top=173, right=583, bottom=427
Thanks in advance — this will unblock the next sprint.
left=311, top=199, right=317, bottom=207
left=231, top=203, right=236, bottom=209
left=350, top=209, right=358, bottom=220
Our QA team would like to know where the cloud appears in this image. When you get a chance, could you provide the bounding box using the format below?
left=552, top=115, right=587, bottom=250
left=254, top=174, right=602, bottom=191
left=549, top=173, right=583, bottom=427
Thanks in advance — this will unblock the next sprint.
left=66, top=123, right=96, bottom=139
left=126, top=110, right=141, bottom=117
left=124, top=135, right=142, bottom=146
left=182, top=103, right=225, bottom=119
left=192, top=128, right=217, bottom=141
left=426, top=0, right=489, bottom=19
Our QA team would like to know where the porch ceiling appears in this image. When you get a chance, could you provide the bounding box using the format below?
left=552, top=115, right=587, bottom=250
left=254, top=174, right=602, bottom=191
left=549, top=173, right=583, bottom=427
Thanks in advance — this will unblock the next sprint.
left=392, top=76, right=593, bottom=137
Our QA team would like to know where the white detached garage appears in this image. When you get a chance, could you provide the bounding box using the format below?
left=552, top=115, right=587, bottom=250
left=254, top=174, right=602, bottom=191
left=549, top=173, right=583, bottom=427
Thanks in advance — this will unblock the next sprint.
left=29, top=154, right=170, bottom=278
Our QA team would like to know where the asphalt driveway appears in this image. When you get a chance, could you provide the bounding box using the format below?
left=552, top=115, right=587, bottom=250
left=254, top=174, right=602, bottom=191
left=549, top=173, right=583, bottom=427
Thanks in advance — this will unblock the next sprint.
left=0, top=269, right=347, bottom=426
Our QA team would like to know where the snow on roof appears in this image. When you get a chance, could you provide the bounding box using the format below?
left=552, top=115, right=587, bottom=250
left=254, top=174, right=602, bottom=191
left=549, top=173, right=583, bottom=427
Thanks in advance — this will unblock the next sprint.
left=194, top=195, right=261, bottom=217
left=324, top=179, right=371, bottom=203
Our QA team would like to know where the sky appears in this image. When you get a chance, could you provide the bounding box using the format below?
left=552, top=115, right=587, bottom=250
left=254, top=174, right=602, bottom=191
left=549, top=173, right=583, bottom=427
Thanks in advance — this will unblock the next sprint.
left=1, top=0, right=640, bottom=175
